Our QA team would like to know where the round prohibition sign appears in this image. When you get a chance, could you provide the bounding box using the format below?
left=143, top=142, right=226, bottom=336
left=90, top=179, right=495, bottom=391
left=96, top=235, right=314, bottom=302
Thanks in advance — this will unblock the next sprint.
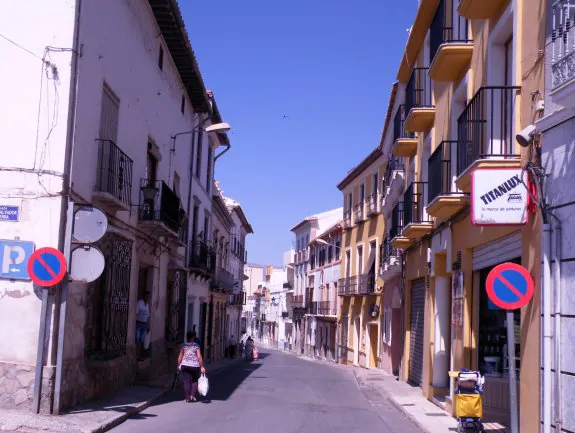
left=486, top=262, right=534, bottom=310
left=27, top=247, right=67, bottom=287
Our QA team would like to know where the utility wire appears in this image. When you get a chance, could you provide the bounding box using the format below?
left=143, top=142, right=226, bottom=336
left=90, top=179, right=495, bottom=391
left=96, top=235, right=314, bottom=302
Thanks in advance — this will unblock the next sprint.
left=0, top=33, right=44, bottom=62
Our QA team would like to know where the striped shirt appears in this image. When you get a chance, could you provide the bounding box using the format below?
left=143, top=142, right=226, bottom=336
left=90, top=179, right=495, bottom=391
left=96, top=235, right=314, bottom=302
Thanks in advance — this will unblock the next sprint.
left=181, top=343, right=200, bottom=367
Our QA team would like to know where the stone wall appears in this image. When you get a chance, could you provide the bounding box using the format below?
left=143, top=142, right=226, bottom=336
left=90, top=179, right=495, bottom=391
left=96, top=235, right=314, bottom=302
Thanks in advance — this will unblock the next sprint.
left=60, top=346, right=136, bottom=410
left=0, top=362, right=54, bottom=413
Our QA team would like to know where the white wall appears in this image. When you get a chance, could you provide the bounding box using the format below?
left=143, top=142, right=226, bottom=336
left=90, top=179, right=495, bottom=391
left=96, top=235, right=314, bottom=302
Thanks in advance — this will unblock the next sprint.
left=0, top=0, right=77, bottom=364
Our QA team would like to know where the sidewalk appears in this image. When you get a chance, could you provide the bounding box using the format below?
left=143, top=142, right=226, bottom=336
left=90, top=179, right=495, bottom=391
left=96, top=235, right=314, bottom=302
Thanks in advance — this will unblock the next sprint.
left=0, top=357, right=242, bottom=433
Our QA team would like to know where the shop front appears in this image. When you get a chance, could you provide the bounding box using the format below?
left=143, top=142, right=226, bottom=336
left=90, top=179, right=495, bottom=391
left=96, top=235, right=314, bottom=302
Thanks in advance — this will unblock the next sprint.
left=425, top=220, right=539, bottom=429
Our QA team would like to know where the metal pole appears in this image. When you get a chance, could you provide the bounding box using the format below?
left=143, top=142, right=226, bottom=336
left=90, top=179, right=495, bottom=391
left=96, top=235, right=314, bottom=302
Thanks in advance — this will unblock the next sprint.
left=32, top=288, right=49, bottom=413
left=53, top=200, right=74, bottom=415
left=506, top=310, right=519, bottom=433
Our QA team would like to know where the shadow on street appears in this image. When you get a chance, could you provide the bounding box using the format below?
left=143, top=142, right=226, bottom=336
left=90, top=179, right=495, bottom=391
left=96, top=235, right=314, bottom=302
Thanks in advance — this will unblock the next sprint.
left=151, top=354, right=267, bottom=407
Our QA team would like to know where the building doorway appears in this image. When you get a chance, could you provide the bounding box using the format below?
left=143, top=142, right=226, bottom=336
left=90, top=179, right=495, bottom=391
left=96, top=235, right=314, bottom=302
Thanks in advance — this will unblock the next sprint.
left=369, top=323, right=378, bottom=368
left=354, top=317, right=360, bottom=366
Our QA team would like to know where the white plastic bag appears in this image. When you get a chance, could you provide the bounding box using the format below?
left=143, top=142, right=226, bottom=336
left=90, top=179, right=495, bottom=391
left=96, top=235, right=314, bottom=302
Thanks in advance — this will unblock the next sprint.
left=198, top=373, right=209, bottom=396
left=143, top=330, right=150, bottom=350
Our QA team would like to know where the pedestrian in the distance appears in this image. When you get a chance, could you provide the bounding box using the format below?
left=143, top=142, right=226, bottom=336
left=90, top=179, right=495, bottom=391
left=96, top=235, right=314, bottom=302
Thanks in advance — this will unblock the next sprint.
left=177, top=331, right=206, bottom=402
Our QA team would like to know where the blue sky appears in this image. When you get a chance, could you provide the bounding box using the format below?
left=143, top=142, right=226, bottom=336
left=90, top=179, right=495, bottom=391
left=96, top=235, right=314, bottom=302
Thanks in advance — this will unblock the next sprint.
left=181, top=0, right=418, bottom=266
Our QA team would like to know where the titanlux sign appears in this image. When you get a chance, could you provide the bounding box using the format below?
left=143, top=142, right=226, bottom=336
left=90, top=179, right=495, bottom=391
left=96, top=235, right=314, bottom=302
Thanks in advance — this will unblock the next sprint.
left=471, top=168, right=528, bottom=225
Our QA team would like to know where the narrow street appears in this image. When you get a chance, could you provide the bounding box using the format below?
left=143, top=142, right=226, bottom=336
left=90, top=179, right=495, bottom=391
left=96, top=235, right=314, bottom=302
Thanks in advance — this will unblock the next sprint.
left=110, top=349, right=423, bottom=433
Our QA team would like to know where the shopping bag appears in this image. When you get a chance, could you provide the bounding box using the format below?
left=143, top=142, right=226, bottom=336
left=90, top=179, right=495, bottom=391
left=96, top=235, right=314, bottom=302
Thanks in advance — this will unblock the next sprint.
left=198, top=373, right=209, bottom=396
left=143, top=330, right=150, bottom=350
left=171, top=371, right=180, bottom=391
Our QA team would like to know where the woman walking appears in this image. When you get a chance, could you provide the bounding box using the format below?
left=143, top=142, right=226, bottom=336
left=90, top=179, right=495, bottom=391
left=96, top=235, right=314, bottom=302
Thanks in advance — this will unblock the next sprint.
left=177, top=331, right=206, bottom=402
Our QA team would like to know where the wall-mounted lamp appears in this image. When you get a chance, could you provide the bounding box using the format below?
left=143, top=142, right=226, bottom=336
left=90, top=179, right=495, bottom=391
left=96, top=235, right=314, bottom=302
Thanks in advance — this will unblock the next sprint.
left=141, top=184, right=159, bottom=201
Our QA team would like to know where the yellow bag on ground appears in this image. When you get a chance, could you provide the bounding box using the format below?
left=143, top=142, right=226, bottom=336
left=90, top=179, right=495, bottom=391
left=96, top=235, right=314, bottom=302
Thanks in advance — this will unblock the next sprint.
left=455, top=393, right=483, bottom=418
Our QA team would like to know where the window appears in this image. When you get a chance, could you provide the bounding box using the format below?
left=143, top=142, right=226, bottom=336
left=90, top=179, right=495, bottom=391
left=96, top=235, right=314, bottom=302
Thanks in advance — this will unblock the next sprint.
left=357, top=245, right=363, bottom=274
left=173, top=172, right=180, bottom=197
left=99, top=85, right=119, bottom=142
left=158, top=45, right=164, bottom=70
left=335, top=241, right=341, bottom=260
left=203, top=214, right=209, bottom=243
left=85, top=233, right=133, bottom=360
left=195, top=130, right=203, bottom=179
left=372, top=173, right=378, bottom=195
left=192, top=204, right=199, bottom=250
left=345, top=250, right=351, bottom=278
left=360, top=184, right=365, bottom=203
left=181, top=95, right=185, bottom=114
left=347, top=193, right=353, bottom=211
left=328, top=244, right=333, bottom=263
left=146, top=148, right=158, bottom=184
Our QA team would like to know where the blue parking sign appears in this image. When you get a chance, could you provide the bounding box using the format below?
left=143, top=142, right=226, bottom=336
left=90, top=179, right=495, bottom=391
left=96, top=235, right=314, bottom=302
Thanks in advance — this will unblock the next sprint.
left=0, top=240, right=35, bottom=280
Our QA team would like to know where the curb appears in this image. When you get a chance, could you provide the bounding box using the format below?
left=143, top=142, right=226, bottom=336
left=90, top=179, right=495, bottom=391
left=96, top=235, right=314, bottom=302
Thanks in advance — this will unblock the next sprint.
left=386, top=396, right=431, bottom=433
left=91, top=358, right=242, bottom=433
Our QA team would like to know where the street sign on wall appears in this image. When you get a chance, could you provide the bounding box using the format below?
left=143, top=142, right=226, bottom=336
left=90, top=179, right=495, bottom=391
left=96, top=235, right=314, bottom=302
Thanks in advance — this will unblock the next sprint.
left=471, top=168, right=528, bottom=226
left=0, top=240, right=35, bottom=280
left=0, top=206, right=19, bottom=222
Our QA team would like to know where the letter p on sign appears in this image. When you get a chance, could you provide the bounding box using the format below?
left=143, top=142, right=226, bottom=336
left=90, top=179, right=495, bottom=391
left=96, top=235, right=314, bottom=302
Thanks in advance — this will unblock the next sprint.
left=2, top=245, right=25, bottom=274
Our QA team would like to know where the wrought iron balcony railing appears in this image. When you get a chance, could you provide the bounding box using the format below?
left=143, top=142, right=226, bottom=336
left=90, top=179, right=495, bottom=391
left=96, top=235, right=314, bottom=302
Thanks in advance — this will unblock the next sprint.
left=353, top=202, right=364, bottom=223
left=188, top=241, right=216, bottom=275
left=357, top=273, right=376, bottom=295
left=404, top=182, right=431, bottom=226
left=293, top=294, right=305, bottom=307
left=552, top=0, right=575, bottom=89
left=457, top=86, right=521, bottom=175
left=317, top=301, right=336, bottom=315
left=430, top=0, right=471, bottom=62
left=380, top=235, right=399, bottom=268
left=95, top=139, right=133, bottom=206
left=390, top=202, right=404, bottom=239
left=405, top=67, right=434, bottom=115
left=211, top=268, right=235, bottom=292
left=343, top=209, right=352, bottom=228
left=366, top=193, right=378, bottom=216
left=393, top=104, right=416, bottom=142
left=428, top=140, right=458, bottom=203
left=138, top=179, right=182, bottom=233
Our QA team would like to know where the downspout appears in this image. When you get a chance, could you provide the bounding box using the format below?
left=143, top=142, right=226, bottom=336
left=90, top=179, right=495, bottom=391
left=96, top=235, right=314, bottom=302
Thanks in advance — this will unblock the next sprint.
left=553, top=220, right=562, bottom=433
left=542, top=222, right=552, bottom=433
left=213, top=142, right=231, bottom=165
left=51, top=0, right=82, bottom=415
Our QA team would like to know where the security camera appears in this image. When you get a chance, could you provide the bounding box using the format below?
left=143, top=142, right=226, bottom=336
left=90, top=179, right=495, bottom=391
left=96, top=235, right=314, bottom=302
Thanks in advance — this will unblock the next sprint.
left=516, top=124, right=538, bottom=148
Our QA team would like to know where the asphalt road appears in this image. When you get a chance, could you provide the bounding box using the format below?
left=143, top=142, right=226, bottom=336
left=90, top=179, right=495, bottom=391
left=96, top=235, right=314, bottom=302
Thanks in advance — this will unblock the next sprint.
left=110, top=349, right=424, bottom=433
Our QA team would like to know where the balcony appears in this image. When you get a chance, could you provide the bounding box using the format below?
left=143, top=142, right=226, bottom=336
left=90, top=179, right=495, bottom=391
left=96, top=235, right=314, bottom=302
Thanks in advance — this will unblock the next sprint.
left=429, top=0, right=473, bottom=82
left=456, top=86, right=521, bottom=192
left=188, top=241, right=216, bottom=278
left=392, top=105, right=418, bottom=158
left=381, top=157, right=406, bottom=216
left=390, top=202, right=411, bottom=250
left=357, top=273, right=376, bottom=295
left=343, top=209, right=352, bottom=229
left=551, top=0, right=575, bottom=102
left=211, top=268, right=235, bottom=292
left=228, top=292, right=245, bottom=306
left=404, top=67, right=435, bottom=134
left=379, top=235, right=401, bottom=280
left=366, top=193, right=378, bottom=217
left=93, top=139, right=133, bottom=212
left=338, top=276, right=358, bottom=296
left=458, top=0, right=508, bottom=19
left=402, top=182, right=433, bottom=240
left=292, top=295, right=305, bottom=308
left=426, top=141, right=469, bottom=220
left=138, top=179, right=183, bottom=238
left=353, top=202, right=365, bottom=223
left=317, top=301, right=336, bottom=316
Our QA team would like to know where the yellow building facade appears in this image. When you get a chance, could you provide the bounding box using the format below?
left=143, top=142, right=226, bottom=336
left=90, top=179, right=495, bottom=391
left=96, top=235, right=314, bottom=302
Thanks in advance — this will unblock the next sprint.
left=380, top=0, right=544, bottom=430
left=337, top=149, right=387, bottom=369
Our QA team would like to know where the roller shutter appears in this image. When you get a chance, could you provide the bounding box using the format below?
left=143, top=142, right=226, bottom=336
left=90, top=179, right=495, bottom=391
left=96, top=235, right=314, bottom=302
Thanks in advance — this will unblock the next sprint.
left=408, top=277, right=426, bottom=386
left=472, top=231, right=521, bottom=271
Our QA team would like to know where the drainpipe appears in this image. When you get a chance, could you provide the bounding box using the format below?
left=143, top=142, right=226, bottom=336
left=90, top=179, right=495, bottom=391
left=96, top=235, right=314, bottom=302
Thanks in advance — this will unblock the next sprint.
left=51, top=0, right=82, bottom=415
left=553, top=220, right=562, bottom=432
left=542, top=222, right=552, bottom=433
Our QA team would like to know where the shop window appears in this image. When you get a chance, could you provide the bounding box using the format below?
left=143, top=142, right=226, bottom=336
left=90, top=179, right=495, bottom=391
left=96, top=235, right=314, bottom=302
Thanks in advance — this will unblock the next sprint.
left=477, top=257, right=521, bottom=377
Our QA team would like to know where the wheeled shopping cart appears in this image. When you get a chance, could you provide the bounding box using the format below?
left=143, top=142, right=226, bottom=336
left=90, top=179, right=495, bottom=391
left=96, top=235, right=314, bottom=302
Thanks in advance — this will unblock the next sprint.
left=454, top=370, right=485, bottom=433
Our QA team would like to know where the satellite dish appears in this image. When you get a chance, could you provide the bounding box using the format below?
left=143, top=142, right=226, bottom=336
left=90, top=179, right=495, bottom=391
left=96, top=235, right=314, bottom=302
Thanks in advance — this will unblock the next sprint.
left=73, top=206, right=108, bottom=243
left=69, top=246, right=105, bottom=283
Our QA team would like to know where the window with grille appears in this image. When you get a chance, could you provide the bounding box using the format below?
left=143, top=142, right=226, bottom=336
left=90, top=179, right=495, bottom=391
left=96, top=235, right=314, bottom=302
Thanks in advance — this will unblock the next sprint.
left=85, top=233, right=133, bottom=361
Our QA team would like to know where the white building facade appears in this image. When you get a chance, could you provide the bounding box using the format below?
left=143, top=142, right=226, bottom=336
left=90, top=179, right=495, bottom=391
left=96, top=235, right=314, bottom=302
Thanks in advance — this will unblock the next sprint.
left=290, top=208, right=342, bottom=356
left=0, top=0, right=229, bottom=413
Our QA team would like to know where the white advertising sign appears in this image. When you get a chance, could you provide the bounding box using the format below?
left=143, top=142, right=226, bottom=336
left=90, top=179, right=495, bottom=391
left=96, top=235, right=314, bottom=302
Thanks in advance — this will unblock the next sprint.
left=471, top=168, right=528, bottom=226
